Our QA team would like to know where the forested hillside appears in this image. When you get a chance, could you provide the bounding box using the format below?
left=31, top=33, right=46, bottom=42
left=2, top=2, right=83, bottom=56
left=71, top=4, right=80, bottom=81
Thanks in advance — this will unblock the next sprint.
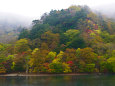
left=0, top=5, right=115, bottom=74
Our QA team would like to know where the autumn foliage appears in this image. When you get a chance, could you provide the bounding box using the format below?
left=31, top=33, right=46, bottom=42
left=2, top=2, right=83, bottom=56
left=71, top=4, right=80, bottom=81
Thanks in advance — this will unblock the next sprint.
left=0, top=5, right=115, bottom=73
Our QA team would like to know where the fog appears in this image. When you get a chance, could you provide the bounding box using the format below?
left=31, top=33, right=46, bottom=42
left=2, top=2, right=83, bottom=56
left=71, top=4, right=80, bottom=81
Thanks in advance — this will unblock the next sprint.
left=0, top=0, right=115, bottom=30
left=92, top=3, right=115, bottom=18
left=0, top=12, right=32, bottom=26
left=0, top=12, right=32, bottom=31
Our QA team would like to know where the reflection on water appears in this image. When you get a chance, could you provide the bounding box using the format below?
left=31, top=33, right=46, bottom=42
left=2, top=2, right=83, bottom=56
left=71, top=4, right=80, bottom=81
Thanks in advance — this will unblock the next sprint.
left=0, top=75, right=115, bottom=86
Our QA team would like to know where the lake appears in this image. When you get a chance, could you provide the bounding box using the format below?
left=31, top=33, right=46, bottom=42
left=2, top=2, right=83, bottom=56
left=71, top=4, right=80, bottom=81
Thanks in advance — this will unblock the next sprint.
left=0, top=74, right=115, bottom=86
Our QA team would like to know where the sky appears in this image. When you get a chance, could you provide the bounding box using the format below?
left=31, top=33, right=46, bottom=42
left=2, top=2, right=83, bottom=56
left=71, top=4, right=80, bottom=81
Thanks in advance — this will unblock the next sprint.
left=0, top=0, right=115, bottom=19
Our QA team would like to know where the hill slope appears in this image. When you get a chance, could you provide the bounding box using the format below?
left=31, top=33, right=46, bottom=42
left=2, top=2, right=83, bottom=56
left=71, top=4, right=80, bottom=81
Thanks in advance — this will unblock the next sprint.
left=0, top=5, right=115, bottom=73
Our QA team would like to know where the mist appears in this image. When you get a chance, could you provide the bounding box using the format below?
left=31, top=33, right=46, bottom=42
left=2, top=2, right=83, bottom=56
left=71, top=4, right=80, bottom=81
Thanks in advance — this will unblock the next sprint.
left=0, top=12, right=31, bottom=25
left=92, top=3, right=115, bottom=19
left=0, top=12, right=33, bottom=31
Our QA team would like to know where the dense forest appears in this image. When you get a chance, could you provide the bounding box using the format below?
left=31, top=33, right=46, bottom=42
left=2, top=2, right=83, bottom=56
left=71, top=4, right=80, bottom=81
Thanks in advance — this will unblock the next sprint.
left=0, top=5, right=115, bottom=74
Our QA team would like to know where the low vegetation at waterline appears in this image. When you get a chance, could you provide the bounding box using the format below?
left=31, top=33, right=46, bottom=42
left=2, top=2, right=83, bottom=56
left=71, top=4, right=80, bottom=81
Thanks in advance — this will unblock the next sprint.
left=0, top=5, right=115, bottom=74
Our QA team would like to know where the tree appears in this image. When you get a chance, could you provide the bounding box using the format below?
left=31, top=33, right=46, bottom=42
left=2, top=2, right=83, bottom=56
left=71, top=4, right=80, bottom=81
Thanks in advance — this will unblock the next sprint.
left=64, top=29, right=86, bottom=48
left=15, top=39, right=30, bottom=53
left=76, top=47, right=98, bottom=72
left=64, top=29, right=80, bottom=39
left=29, top=24, right=50, bottom=39
left=107, top=57, right=115, bottom=72
left=46, top=51, right=56, bottom=62
left=84, top=64, right=95, bottom=72
left=41, top=31, right=60, bottom=50
left=76, top=47, right=98, bottom=63
left=49, top=62, right=63, bottom=73
left=63, top=48, right=77, bottom=62
left=29, top=48, right=49, bottom=73
left=18, top=29, right=29, bottom=39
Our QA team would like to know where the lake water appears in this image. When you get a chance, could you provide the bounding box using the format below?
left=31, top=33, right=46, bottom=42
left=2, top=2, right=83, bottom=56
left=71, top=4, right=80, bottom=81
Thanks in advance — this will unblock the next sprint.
left=0, top=74, right=115, bottom=86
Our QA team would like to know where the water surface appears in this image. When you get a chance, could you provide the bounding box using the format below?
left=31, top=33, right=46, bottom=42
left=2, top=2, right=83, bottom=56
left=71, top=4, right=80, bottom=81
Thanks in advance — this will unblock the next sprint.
left=0, top=74, right=115, bottom=86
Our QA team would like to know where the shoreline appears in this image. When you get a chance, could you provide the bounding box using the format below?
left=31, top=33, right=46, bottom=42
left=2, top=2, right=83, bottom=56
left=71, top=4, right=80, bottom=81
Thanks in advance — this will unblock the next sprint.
left=0, top=73, right=114, bottom=76
left=0, top=73, right=88, bottom=76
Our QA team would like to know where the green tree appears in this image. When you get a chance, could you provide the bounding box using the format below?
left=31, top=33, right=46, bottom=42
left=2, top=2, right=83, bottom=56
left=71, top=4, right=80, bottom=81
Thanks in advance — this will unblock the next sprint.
left=18, top=29, right=29, bottom=39
left=29, top=24, right=50, bottom=39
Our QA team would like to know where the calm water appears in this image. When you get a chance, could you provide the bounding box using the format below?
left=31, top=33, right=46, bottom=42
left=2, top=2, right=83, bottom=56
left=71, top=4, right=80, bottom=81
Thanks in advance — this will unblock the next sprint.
left=0, top=74, right=115, bottom=86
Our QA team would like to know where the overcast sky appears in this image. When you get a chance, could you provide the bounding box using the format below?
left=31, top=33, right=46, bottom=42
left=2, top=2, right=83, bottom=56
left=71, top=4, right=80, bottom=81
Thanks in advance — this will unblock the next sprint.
left=0, top=0, right=115, bottom=19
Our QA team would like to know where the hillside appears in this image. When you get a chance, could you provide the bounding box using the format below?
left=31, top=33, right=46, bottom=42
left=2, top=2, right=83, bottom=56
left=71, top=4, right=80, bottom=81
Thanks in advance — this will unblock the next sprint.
left=0, top=5, right=115, bottom=74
